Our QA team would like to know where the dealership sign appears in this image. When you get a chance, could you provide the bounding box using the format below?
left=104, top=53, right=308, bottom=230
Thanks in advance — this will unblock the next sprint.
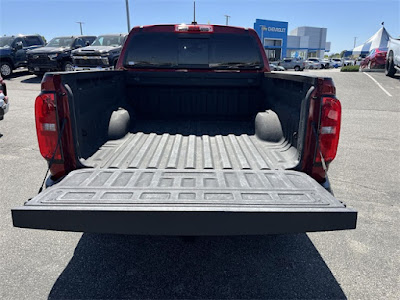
left=267, top=27, right=286, bottom=33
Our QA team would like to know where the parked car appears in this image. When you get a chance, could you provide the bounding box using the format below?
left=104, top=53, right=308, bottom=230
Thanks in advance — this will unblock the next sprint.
left=0, top=34, right=46, bottom=77
left=269, top=63, right=285, bottom=71
left=278, top=57, right=305, bottom=71
left=306, top=58, right=326, bottom=69
left=385, top=37, right=400, bottom=77
left=342, top=57, right=355, bottom=66
left=0, top=76, right=9, bottom=120
left=27, top=35, right=96, bottom=75
left=355, top=56, right=365, bottom=66
left=322, top=58, right=331, bottom=68
left=72, top=34, right=127, bottom=70
left=330, top=58, right=342, bottom=68
left=304, top=60, right=321, bottom=69
left=12, top=24, right=357, bottom=235
left=360, top=48, right=387, bottom=70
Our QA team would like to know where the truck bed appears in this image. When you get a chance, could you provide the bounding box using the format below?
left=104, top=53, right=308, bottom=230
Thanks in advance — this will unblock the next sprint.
left=12, top=71, right=357, bottom=235
left=84, top=120, right=298, bottom=170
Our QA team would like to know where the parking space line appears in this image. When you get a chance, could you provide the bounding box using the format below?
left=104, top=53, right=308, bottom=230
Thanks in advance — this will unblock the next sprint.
left=364, top=73, right=392, bottom=97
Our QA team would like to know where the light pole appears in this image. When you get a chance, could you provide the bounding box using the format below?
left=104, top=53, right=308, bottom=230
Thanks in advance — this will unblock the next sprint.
left=224, top=15, right=230, bottom=26
left=76, top=22, right=84, bottom=35
left=125, top=0, right=131, bottom=32
left=353, top=37, right=357, bottom=48
left=260, top=25, right=266, bottom=47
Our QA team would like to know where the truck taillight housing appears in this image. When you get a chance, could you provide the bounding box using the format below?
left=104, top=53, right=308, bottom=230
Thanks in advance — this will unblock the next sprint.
left=35, top=93, right=62, bottom=161
left=316, top=97, right=341, bottom=163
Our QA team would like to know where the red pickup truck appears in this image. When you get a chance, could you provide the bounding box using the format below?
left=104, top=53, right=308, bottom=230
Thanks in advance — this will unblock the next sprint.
left=12, top=24, right=357, bottom=235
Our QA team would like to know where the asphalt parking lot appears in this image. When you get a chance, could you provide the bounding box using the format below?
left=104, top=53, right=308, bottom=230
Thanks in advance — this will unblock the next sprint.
left=0, top=69, right=399, bottom=299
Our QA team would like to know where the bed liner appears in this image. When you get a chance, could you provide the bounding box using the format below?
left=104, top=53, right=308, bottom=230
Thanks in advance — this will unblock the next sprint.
left=83, top=120, right=299, bottom=170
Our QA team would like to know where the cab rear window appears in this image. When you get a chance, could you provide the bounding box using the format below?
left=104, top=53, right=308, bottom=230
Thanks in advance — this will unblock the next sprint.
left=123, top=32, right=263, bottom=70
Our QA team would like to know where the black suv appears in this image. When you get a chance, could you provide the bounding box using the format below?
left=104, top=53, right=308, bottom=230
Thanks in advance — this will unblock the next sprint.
left=72, top=34, right=127, bottom=70
left=0, top=35, right=46, bottom=77
left=27, top=35, right=96, bottom=75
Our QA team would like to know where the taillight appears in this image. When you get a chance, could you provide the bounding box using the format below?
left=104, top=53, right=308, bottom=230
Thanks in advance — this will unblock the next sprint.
left=35, top=93, right=62, bottom=160
left=316, top=97, right=341, bottom=163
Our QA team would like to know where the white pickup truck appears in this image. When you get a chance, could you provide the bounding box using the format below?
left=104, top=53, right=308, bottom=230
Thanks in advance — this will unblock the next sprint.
left=386, top=37, right=400, bottom=77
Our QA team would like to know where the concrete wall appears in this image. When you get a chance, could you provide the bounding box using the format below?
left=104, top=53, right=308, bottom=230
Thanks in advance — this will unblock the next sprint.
left=287, top=36, right=300, bottom=48
left=325, top=42, right=331, bottom=52
left=290, top=26, right=327, bottom=49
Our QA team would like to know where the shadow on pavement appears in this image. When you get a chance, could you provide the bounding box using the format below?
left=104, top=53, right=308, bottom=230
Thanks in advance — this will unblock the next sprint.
left=392, top=74, right=400, bottom=81
left=4, top=70, right=31, bottom=79
left=21, top=76, right=43, bottom=84
left=49, top=233, right=346, bottom=299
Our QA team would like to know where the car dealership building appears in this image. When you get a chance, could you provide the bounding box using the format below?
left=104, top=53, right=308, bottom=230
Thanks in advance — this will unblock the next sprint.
left=254, top=19, right=331, bottom=61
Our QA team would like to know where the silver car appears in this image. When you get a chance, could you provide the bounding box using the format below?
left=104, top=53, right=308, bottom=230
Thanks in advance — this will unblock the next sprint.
left=306, top=58, right=325, bottom=69
left=269, top=63, right=285, bottom=71
left=278, top=58, right=305, bottom=71
left=304, top=60, right=320, bottom=69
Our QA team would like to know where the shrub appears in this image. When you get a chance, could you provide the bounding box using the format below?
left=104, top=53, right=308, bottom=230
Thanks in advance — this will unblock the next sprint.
left=341, top=65, right=360, bottom=72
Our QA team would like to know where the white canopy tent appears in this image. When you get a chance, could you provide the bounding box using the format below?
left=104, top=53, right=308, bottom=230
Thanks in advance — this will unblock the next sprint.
left=351, top=27, right=391, bottom=55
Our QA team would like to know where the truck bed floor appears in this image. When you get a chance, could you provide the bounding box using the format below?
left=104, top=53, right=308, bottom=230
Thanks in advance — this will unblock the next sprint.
left=83, top=121, right=298, bottom=170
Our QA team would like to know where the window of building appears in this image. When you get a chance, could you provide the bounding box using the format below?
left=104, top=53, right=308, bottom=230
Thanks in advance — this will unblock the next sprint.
left=288, top=50, right=307, bottom=59
left=265, top=49, right=281, bottom=61
left=263, top=38, right=282, bottom=47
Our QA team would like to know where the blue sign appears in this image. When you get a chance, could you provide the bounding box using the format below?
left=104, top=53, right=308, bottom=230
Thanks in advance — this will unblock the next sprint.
left=254, top=19, right=288, bottom=58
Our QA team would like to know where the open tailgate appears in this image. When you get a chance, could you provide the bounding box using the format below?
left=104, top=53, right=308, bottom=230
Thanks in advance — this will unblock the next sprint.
left=12, top=169, right=356, bottom=235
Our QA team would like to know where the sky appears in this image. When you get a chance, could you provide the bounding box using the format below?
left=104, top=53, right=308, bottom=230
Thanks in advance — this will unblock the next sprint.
left=1, top=0, right=399, bottom=53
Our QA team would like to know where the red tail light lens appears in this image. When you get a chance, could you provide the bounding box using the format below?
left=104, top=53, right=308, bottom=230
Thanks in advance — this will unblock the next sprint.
left=316, top=97, right=341, bottom=163
left=35, top=93, right=62, bottom=160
